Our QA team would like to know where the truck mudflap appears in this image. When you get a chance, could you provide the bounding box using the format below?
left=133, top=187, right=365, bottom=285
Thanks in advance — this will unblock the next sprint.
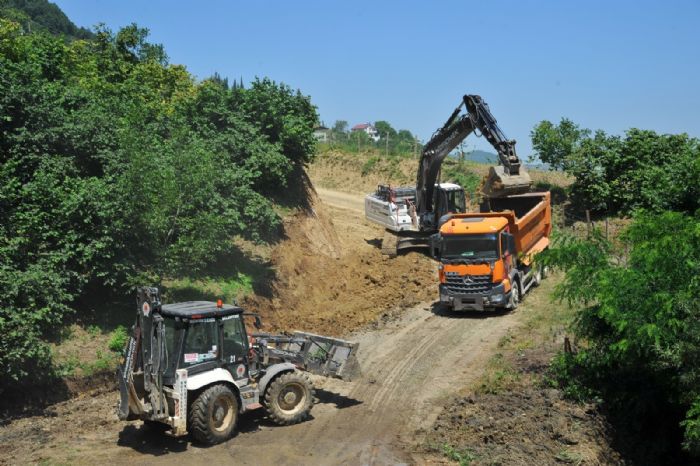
left=254, top=331, right=360, bottom=381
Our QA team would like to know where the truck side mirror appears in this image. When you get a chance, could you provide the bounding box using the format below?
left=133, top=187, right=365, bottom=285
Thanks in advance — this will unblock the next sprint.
left=502, top=233, right=516, bottom=256
left=507, top=233, right=516, bottom=255
left=429, top=233, right=441, bottom=259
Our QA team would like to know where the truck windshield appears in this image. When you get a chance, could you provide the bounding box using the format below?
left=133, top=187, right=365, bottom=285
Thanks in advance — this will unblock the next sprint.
left=442, top=234, right=498, bottom=259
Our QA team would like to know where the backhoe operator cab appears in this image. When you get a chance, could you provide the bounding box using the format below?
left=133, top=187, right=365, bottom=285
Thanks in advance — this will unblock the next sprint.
left=118, top=287, right=358, bottom=445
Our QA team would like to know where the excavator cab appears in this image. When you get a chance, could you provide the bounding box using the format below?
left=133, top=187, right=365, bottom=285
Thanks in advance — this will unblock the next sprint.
left=435, top=183, right=467, bottom=221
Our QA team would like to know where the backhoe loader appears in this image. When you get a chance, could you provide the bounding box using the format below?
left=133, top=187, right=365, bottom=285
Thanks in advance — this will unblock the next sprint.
left=117, top=287, right=358, bottom=445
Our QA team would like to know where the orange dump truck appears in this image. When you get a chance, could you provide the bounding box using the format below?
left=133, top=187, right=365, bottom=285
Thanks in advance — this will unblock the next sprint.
left=433, top=192, right=552, bottom=311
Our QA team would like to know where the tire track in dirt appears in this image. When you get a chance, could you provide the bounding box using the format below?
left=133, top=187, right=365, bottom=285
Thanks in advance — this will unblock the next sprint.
left=227, top=303, right=524, bottom=466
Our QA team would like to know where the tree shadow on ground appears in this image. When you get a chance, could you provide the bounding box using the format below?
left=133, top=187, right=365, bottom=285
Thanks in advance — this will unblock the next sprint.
left=0, top=371, right=114, bottom=420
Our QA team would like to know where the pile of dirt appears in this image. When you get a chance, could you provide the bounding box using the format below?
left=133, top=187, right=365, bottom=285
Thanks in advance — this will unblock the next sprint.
left=421, top=348, right=624, bottom=465
left=243, top=184, right=437, bottom=336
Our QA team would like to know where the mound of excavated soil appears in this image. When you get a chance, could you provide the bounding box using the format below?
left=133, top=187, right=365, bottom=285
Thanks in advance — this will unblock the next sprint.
left=243, top=184, right=438, bottom=336
left=421, top=348, right=625, bottom=466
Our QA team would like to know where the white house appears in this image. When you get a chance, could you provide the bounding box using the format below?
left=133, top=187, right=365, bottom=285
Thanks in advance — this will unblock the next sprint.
left=351, top=123, right=380, bottom=142
left=313, top=125, right=331, bottom=142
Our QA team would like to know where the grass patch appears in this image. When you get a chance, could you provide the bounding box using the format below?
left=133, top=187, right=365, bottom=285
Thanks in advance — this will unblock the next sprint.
left=108, top=325, right=129, bottom=352
left=555, top=449, right=584, bottom=465
left=51, top=324, right=126, bottom=378
left=442, top=444, right=477, bottom=465
left=476, top=352, right=520, bottom=395
left=165, top=272, right=254, bottom=304
left=361, top=155, right=380, bottom=175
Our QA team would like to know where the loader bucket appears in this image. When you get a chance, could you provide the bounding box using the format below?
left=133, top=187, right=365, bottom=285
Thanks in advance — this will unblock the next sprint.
left=290, top=331, right=361, bottom=381
left=480, top=165, right=532, bottom=199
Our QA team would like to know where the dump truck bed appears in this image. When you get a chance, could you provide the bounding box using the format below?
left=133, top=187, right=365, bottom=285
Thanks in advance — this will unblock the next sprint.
left=480, top=192, right=552, bottom=259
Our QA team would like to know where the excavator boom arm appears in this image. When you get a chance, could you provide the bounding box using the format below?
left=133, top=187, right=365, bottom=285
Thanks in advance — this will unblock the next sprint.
left=415, top=95, right=530, bottom=225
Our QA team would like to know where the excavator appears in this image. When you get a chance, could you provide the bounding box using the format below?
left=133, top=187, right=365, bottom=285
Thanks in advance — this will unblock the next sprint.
left=364, top=94, right=532, bottom=255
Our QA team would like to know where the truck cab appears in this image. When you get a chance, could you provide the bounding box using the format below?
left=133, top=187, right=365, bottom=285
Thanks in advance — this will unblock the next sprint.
left=436, top=216, right=515, bottom=311
left=434, top=192, right=552, bottom=311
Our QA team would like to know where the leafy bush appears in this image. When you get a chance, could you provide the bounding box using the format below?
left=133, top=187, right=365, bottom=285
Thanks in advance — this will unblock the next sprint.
left=361, top=156, right=379, bottom=175
left=0, top=19, right=317, bottom=391
left=542, top=211, right=700, bottom=460
left=531, top=119, right=700, bottom=214
left=108, top=326, right=129, bottom=353
left=442, top=161, right=482, bottom=196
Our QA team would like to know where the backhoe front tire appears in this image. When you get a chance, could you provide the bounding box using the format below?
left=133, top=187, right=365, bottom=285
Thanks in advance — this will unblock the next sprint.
left=189, top=384, right=239, bottom=445
left=264, top=371, right=314, bottom=426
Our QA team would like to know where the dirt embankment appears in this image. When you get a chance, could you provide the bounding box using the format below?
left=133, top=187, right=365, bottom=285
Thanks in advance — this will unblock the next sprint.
left=421, top=352, right=624, bottom=466
left=308, top=149, right=572, bottom=196
left=243, top=183, right=437, bottom=337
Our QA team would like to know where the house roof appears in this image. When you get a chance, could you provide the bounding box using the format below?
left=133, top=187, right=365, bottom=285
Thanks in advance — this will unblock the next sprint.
left=351, top=123, right=372, bottom=131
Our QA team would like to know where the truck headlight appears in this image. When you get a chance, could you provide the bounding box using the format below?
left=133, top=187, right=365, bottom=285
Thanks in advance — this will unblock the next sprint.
left=490, top=293, right=505, bottom=303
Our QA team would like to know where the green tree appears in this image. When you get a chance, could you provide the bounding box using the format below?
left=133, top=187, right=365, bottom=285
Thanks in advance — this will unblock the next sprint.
left=530, top=118, right=590, bottom=170
left=544, top=211, right=700, bottom=461
left=530, top=118, right=700, bottom=214
left=0, top=17, right=318, bottom=392
left=331, top=119, right=348, bottom=144
left=374, top=120, right=397, bottom=142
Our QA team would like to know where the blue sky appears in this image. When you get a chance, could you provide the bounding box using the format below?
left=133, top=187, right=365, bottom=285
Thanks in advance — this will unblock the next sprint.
left=55, top=0, right=700, bottom=156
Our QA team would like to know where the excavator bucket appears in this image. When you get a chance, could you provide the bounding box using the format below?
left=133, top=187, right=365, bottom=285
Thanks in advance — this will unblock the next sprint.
left=480, top=165, right=532, bottom=198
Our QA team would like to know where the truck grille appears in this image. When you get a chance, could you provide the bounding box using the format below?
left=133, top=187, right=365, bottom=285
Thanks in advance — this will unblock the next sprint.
left=444, top=273, right=492, bottom=294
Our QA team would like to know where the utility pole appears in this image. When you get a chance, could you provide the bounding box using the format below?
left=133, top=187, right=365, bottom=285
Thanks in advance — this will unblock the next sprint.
left=385, top=132, right=389, bottom=156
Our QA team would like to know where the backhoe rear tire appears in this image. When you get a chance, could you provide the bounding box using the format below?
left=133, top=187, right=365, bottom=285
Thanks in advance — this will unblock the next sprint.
left=264, top=371, right=314, bottom=426
left=189, top=384, right=239, bottom=445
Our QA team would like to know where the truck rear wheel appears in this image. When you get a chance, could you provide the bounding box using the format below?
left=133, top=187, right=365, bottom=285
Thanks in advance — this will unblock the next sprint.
left=533, top=268, right=543, bottom=287
left=189, top=384, right=239, bottom=445
left=264, top=371, right=314, bottom=425
left=509, top=280, right=521, bottom=309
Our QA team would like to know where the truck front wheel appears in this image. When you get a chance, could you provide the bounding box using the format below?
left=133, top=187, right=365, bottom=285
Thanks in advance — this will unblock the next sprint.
left=264, top=371, right=314, bottom=425
left=189, top=384, right=239, bottom=445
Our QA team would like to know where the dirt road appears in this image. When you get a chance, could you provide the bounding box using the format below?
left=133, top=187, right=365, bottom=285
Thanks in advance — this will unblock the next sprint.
left=0, top=188, right=535, bottom=465
left=315, top=187, right=365, bottom=212
left=1, top=302, right=527, bottom=465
